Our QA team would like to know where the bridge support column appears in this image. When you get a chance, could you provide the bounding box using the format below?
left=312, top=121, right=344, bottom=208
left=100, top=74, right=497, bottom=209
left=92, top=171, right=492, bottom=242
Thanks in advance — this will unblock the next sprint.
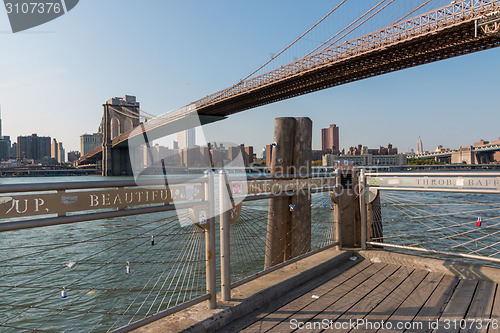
left=451, top=146, right=477, bottom=165
left=103, top=146, right=133, bottom=176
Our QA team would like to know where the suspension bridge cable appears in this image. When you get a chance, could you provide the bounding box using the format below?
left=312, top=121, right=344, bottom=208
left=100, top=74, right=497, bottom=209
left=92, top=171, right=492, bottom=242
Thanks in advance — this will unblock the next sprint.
left=194, top=0, right=349, bottom=106
left=240, top=0, right=349, bottom=81
left=303, top=0, right=389, bottom=59
left=393, top=0, right=434, bottom=25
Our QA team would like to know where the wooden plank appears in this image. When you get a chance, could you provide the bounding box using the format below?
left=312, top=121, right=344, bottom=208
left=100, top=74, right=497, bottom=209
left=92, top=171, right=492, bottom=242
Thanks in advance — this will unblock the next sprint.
left=488, top=284, right=500, bottom=333
left=335, top=266, right=413, bottom=323
left=241, top=261, right=383, bottom=333
left=465, top=280, right=496, bottom=333
left=218, top=257, right=361, bottom=333
left=303, top=263, right=401, bottom=331
left=404, top=274, right=458, bottom=333
left=270, top=262, right=388, bottom=333
left=350, top=269, right=428, bottom=333
left=433, top=279, right=478, bottom=333
left=377, top=272, right=445, bottom=333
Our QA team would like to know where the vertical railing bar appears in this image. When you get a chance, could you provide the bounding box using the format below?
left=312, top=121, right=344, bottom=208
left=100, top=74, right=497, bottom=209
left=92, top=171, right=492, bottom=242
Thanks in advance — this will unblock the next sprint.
left=219, top=170, right=231, bottom=302
left=334, top=169, right=342, bottom=250
left=359, top=169, right=367, bottom=250
left=204, top=171, right=216, bottom=309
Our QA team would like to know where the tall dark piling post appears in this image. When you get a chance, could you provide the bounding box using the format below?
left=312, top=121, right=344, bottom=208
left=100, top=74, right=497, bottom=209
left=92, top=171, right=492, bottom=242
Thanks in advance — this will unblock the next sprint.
left=290, top=117, right=312, bottom=258
left=265, top=118, right=295, bottom=269
left=265, top=117, right=312, bottom=269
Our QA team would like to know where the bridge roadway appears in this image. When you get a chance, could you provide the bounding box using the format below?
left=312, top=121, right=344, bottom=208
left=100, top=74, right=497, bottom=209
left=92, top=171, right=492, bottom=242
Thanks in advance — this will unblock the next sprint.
left=133, top=249, right=500, bottom=333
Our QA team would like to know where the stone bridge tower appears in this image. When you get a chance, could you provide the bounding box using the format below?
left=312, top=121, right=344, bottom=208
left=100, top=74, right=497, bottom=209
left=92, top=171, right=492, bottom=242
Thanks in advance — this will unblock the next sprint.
left=102, top=95, right=141, bottom=176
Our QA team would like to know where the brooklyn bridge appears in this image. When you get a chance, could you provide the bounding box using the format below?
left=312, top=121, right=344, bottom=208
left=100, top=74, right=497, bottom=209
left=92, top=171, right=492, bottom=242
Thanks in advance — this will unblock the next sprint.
left=77, top=0, right=500, bottom=175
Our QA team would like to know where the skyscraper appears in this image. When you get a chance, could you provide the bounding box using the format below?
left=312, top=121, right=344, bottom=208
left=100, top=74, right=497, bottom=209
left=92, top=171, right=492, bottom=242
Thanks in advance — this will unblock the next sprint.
left=177, top=128, right=196, bottom=149
left=80, top=133, right=103, bottom=156
left=17, top=134, right=51, bottom=160
left=321, top=124, right=340, bottom=153
left=416, top=137, right=424, bottom=154
left=51, top=138, right=58, bottom=159
left=57, top=142, right=65, bottom=163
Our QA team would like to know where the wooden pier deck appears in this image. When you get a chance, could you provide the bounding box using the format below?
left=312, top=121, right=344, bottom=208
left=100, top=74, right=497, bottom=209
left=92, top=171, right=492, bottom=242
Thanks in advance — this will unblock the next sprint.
left=218, top=256, right=500, bottom=333
left=135, top=249, right=500, bottom=333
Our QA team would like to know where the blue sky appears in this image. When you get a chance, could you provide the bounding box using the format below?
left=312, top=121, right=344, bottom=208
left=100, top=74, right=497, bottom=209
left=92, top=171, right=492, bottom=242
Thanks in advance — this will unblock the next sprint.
left=0, top=0, right=499, bottom=156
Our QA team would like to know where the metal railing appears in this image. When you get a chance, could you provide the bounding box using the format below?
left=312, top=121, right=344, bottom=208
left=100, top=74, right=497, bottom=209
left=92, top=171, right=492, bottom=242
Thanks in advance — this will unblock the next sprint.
left=363, top=171, right=500, bottom=265
left=218, top=170, right=339, bottom=301
left=3, top=169, right=500, bottom=331
left=0, top=172, right=216, bottom=332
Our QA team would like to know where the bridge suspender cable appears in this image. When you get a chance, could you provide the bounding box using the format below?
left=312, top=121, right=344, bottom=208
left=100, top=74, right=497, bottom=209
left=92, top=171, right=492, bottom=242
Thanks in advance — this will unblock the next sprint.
left=109, top=106, right=153, bottom=121
left=302, top=0, right=389, bottom=59
left=305, top=0, right=396, bottom=58
left=198, top=0, right=349, bottom=106
left=393, top=0, right=434, bottom=25
left=239, top=0, right=349, bottom=81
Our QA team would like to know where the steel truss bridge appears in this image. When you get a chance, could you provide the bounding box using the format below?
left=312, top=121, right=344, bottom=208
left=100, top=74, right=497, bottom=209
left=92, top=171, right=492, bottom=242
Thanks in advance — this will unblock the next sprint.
left=80, top=0, right=500, bottom=165
left=410, top=143, right=500, bottom=158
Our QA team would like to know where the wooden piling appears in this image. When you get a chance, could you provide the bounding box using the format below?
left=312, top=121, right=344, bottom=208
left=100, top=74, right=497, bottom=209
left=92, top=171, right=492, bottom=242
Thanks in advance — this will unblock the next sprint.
left=290, top=117, right=312, bottom=258
left=265, top=118, right=296, bottom=269
left=332, top=169, right=361, bottom=248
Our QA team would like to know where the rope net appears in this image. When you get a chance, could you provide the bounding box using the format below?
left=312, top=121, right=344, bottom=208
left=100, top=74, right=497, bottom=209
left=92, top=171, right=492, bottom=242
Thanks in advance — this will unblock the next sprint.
left=229, top=192, right=336, bottom=284
left=0, top=211, right=206, bottom=332
left=375, top=191, right=500, bottom=265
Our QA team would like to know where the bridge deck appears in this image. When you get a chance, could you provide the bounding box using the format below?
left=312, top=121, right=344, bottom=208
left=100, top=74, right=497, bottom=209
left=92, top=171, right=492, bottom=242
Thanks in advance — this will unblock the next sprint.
left=219, top=259, right=500, bottom=333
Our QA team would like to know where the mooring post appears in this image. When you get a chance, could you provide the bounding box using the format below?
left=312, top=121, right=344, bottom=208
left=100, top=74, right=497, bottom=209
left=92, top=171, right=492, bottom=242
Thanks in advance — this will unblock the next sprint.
left=219, top=170, right=231, bottom=301
left=359, top=169, right=367, bottom=250
left=204, top=170, right=216, bottom=309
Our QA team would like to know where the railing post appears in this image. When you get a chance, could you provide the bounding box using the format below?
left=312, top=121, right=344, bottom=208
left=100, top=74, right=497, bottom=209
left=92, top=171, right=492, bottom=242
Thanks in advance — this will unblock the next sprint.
left=359, top=169, right=367, bottom=250
left=334, top=168, right=342, bottom=250
left=219, top=170, right=231, bottom=301
left=204, top=170, right=216, bottom=309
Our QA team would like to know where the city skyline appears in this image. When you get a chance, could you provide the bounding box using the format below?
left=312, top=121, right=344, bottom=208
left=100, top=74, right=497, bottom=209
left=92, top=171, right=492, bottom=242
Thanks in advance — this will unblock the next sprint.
left=0, top=1, right=499, bottom=154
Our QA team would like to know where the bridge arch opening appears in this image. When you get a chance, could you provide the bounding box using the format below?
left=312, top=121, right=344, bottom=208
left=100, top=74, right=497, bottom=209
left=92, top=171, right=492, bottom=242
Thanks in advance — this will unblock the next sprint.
left=110, top=117, right=120, bottom=139
left=122, top=118, right=133, bottom=133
